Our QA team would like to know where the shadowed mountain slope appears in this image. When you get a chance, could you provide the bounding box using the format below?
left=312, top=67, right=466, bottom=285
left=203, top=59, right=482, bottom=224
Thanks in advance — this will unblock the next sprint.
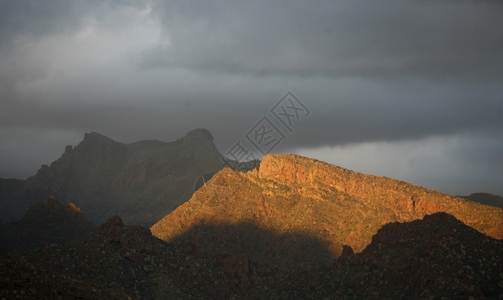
left=151, top=154, right=503, bottom=266
left=0, top=129, right=226, bottom=226
left=0, top=196, right=96, bottom=252
left=288, top=212, right=503, bottom=299
left=1, top=212, right=502, bottom=299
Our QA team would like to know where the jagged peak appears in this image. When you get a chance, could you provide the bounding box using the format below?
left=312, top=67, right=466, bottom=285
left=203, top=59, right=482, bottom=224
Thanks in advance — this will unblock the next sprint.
left=43, top=196, right=84, bottom=214
left=47, top=195, right=60, bottom=208
left=22, top=196, right=87, bottom=221
left=67, top=202, right=81, bottom=214
left=98, top=215, right=124, bottom=231
left=64, top=145, right=74, bottom=154
left=23, top=196, right=63, bottom=213
left=72, top=132, right=126, bottom=156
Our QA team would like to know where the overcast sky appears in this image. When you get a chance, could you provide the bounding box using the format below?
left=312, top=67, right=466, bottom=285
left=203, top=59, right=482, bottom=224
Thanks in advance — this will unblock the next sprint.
left=1, top=0, right=502, bottom=196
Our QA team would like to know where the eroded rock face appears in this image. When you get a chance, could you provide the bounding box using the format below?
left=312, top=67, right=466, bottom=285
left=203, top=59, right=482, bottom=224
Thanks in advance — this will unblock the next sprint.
left=151, top=154, right=503, bottom=268
left=256, top=154, right=503, bottom=239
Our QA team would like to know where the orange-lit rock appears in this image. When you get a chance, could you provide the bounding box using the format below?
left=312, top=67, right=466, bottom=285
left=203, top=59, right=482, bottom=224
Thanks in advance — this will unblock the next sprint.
left=151, top=154, right=503, bottom=269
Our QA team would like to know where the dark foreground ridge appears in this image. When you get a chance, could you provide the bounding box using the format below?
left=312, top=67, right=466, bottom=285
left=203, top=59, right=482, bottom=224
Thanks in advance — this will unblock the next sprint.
left=0, top=196, right=96, bottom=252
left=0, top=212, right=502, bottom=299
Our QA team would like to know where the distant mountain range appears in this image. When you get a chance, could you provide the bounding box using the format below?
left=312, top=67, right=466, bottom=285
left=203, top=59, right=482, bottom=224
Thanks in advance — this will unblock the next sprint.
left=1, top=130, right=502, bottom=298
left=1, top=129, right=499, bottom=228
left=459, top=192, right=503, bottom=208
left=0, top=129, right=230, bottom=226
left=0, top=153, right=502, bottom=299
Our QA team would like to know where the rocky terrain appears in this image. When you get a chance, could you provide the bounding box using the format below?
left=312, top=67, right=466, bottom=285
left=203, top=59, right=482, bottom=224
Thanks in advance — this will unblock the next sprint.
left=1, top=153, right=502, bottom=299
left=151, top=154, right=503, bottom=268
left=0, top=129, right=227, bottom=226
left=0, top=212, right=502, bottom=299
left=0, top=196, right=96, bottom=252
left=289, top=212, right=503, bottom=299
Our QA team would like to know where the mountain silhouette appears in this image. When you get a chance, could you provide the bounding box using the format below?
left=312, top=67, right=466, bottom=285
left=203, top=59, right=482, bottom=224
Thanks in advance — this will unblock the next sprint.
left=460, top=192, right=503, bottom=208
left=0, top=196, right=96, bottom=252
left=287, top=212, right=503, bottom=299
left=1, top=212, right=501, bottom=299
left=1, top=148, right=502, bottom=298
left=0, top=129, right=228, bottom=226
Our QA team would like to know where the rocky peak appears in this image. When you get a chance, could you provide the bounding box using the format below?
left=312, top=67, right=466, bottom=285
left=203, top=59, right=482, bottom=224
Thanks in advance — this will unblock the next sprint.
left=184, top=128, right=214, bottom=143
left=64, top=145, right=74, bottom=154
left=46, top=195, right=60, bottom=208
left=255, top=154, right=503, bottom=238
left=0, top=196, right=96, bottom=252
left=83, top=132, right=116, bottom=144
left=1, top=129, right=227, bottom=226
left=151, top=153, right=503, bottom=270
left=73, top=131, right=120, bottom=153
left=98, top=215, right=124, bottom=232
left=25, top=196, right=82, bottom=219
left=304, top=212, right=503, bottom=299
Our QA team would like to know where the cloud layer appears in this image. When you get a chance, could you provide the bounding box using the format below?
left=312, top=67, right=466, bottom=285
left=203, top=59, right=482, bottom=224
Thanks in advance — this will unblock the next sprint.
left=0, top=0, right=502, bottom=196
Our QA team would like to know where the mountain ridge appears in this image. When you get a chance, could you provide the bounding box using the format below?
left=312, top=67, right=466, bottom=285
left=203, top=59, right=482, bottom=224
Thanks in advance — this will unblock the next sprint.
left=0, top=153, right=502, bottom=298
left=0, top=129, right=226, bottom=226
left=151, top=153, right=503, bottom=267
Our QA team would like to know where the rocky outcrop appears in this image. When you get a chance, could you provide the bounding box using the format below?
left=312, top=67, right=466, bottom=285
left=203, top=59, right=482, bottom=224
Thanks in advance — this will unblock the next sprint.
left=255, top=154, right=503, bottom=240
left=151, top=153, right=503, bottom=266
left=0, top=196, right=96, bottom=252
left=1, top=212, right=502, bottom=299
left=289, top=212, right=503, bottom=299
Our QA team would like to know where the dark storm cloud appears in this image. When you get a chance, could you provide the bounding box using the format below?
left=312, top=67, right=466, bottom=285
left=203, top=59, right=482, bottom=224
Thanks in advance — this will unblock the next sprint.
left=409, top=133, right=503, bottom=196
left=0, top=0, right=501, bottom=196
left=144, top=0, right=503, bottom=80
left=0, top=0, right=75, bottom=47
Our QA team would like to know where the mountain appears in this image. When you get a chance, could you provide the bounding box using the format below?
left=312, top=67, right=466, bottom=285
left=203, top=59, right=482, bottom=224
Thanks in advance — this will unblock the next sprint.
left=460, top=192, right=503, bottom=208
left=0, top=196, right=96, bottom=252
left=1, top=152, right=502, bottom=298
left=151, top=154, right=503, bottom=270
left=0, top=129, right=229, bottom=226
left=0, top=154, right=502, bottom=298
left=288, top=212, right=503, bottom=299
left=0, top=213, right=501, bottom=299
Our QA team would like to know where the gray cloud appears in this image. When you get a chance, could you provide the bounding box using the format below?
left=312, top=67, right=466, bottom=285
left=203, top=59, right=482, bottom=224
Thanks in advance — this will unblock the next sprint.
left=143, top=0, right=503, bottom=80
left=0, top=0, right=502, bottom=196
